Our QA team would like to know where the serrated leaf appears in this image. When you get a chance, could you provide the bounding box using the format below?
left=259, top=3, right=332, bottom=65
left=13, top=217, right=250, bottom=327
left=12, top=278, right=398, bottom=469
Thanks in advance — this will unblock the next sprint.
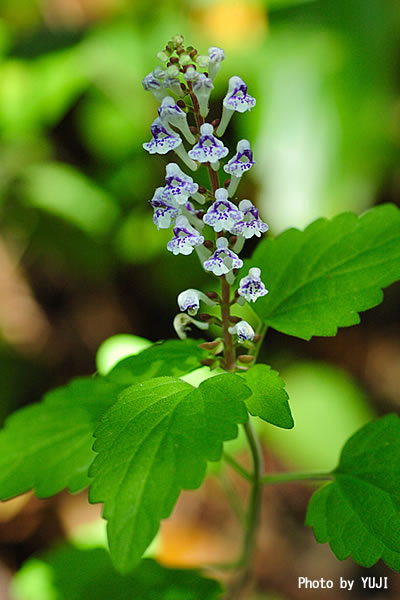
left=248, top=204, right=400, bottom=339
left=0, top=340, right=207, bottom=502
left=89, top=373, right=250, bottom=572
left=239, top=364, right=294, bottom=429
left=106, top=338, right=207, bottom=385
left=306, top=414, right=400, bottom=572
left=14, top=546, right=223, bottom=600
left=0, top=377, right=123, bottom=499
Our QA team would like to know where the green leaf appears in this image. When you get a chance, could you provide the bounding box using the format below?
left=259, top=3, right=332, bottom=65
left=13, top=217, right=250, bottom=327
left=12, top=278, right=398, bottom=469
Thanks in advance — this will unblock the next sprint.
left=13, top=546, right=223, bottom=600
left=239, top=364, right=294, bottom=429
left=106, top=338, right=207, bottom=385
left=306, top=414, right=400, bottom=571
left=248, top=204, right=400, bottom=339
left=89, top=373, right=250, bottom=572
left=0, top=340, right=207, bottom=501
left=0, top=377, right=123, bottom=500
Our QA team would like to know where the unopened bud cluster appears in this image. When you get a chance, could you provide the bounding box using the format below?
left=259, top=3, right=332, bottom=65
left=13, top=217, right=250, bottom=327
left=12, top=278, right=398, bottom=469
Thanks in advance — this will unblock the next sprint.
left=142, top=36, right=269, bottom=364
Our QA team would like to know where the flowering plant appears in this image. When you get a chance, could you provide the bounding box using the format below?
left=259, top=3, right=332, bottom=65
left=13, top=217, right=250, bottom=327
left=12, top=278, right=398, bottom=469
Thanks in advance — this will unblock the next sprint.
left=1, top=34, right=400, bottom=599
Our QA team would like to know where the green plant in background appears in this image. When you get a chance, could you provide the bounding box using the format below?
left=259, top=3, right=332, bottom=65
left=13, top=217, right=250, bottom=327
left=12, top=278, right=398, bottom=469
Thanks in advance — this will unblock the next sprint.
left=2, top=33, right=400, bottom=600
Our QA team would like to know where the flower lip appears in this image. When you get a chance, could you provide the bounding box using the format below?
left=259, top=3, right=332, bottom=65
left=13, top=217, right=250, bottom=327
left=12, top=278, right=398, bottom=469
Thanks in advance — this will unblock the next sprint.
left=162, top=163, right=199, bottom=204
left=224, top=139, right=255, bottom=178
left=167, top=216, right=204, bottom=256
left=238, top=267, right=269, bottom=302
left=203, top=188, right=243, bottom=232
left=231, top=200, right=269, bottom=239
left=223, top=76, right=256, bottom=113
left=143, top=117, right=182, bottom=155
left=228, top=320, right=255, bottom=343
left=203, top=236, right=243, bottom=276
left=188, top=123, right=229, bottom=164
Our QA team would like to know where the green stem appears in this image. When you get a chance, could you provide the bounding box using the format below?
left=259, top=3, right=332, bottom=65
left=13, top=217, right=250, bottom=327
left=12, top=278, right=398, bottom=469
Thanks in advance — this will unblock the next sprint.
left=262, top=471, right=333, bottom=485
left=241, top=421, right=263, bottom=564
left=223, top=452, right=252, bottom=481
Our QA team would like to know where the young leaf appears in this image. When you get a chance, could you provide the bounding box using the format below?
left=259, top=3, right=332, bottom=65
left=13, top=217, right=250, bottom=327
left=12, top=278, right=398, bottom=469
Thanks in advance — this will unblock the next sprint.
left=106, top=338, right=207, bottom=384
left=14, top=546, right=223, bottom=600
left=239, top=364, right=294, bottom=429
left=306, top=414, right=400, bottom=572
left=89, top=373, right=250, bottom=572
left=247, top=204, right=400, bottom=339
left=0, top=377, right=123, bottom=500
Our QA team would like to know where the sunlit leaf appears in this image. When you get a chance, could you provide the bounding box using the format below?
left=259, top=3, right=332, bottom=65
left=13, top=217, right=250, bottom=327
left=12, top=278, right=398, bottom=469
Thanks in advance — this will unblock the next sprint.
left=89, top=374, right=250, bottom=571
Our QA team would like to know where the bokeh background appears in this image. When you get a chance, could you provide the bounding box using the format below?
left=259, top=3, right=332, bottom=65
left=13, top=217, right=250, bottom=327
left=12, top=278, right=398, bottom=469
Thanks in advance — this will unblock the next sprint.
left=0, top=0, right=400, bottom=598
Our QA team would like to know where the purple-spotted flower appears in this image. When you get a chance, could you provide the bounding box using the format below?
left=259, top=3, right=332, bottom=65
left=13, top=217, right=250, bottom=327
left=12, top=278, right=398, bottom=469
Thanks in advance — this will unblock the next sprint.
left=188, top=123, right=229, bottom=168
left=177, top=288, right=216, bottom=316
left=143, top=117, right=182, bottom=155
left=208, top=47, right=225, bottom=80
left=224, top=139, right=255, bottom=196
left=184, top=66, right=199, bottom=82
left=217, top=76, right=256, bottom=136
left=228, top=320, right=255, bottom=343
left=167, top=216, right=204, bottom=255
left=158, top=97, right=195, bottom=143
left=142, top=72, right=168, bottom=102
left=231, top=200, right=268, bottom=239
left=238, top=267, right=268, bottom=303
left=193, top=74, right=214, bottom=118
left=203, top=237, right=243, bottom=276
left=163, top=163, right=200, bottom=204
left=203, top=188, right=243, bottom=232
left=149, top=187, right=180, bottom=229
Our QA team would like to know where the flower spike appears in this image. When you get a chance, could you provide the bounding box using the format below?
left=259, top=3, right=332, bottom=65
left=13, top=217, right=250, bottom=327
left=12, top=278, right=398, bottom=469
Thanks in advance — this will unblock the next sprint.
left=149, top=187, right=180, bottom=229
left=203, top=188, right=243, bottom=232
left=203, top=237, right=243, bottom=276
left=238, top=267, right=268, bottom=303
left=188, top=123, right=229, bottom=165
left=208, top=47, right=225, bottom=80
left=224, top=139, right=255, bottom=196
left=158, top=97, right=195, bottom=144
left=217, top=76, right=256, bottom=136
left=231, top=200, right=268, bottom=239
left=177, top=289, right=217, bottom=316
left=228, top=320, right=255, bottom=343
left=192, top=74, right=214, bottom=118
left=143, top=117, right=182, bottom=155
left=167, top=216, right=204, bottom=256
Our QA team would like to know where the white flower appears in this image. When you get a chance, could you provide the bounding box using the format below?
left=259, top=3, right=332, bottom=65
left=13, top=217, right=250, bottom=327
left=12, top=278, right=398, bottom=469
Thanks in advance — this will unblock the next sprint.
left=177, top=289, right=216, bottom=316
left=188, top=123, right=229, bottom=164
left=238, top=267, right=268, bottom=302
left=167, top=216, right=204, bottom=256
left=217, top=76, right=256, bottom=136
left=162, top=163, right=199, bottom=204
left=203, top=188, right=243, bottom=232
left=149, top=187, right=180, bottom=229
left=208, top=47, right=225, bottom=80
left=231, top=200, right=269, bottom=239
left=228, top=320, right=255, bottom=343
left=143, top=117, right=182, bottom=155
left=173, top=313, right=209, bottom=340
left=192, top=74, right=214, bottom=118
left=158, top=96, right=195, bottom=143
left=203, top=237, right=243, bottom=276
